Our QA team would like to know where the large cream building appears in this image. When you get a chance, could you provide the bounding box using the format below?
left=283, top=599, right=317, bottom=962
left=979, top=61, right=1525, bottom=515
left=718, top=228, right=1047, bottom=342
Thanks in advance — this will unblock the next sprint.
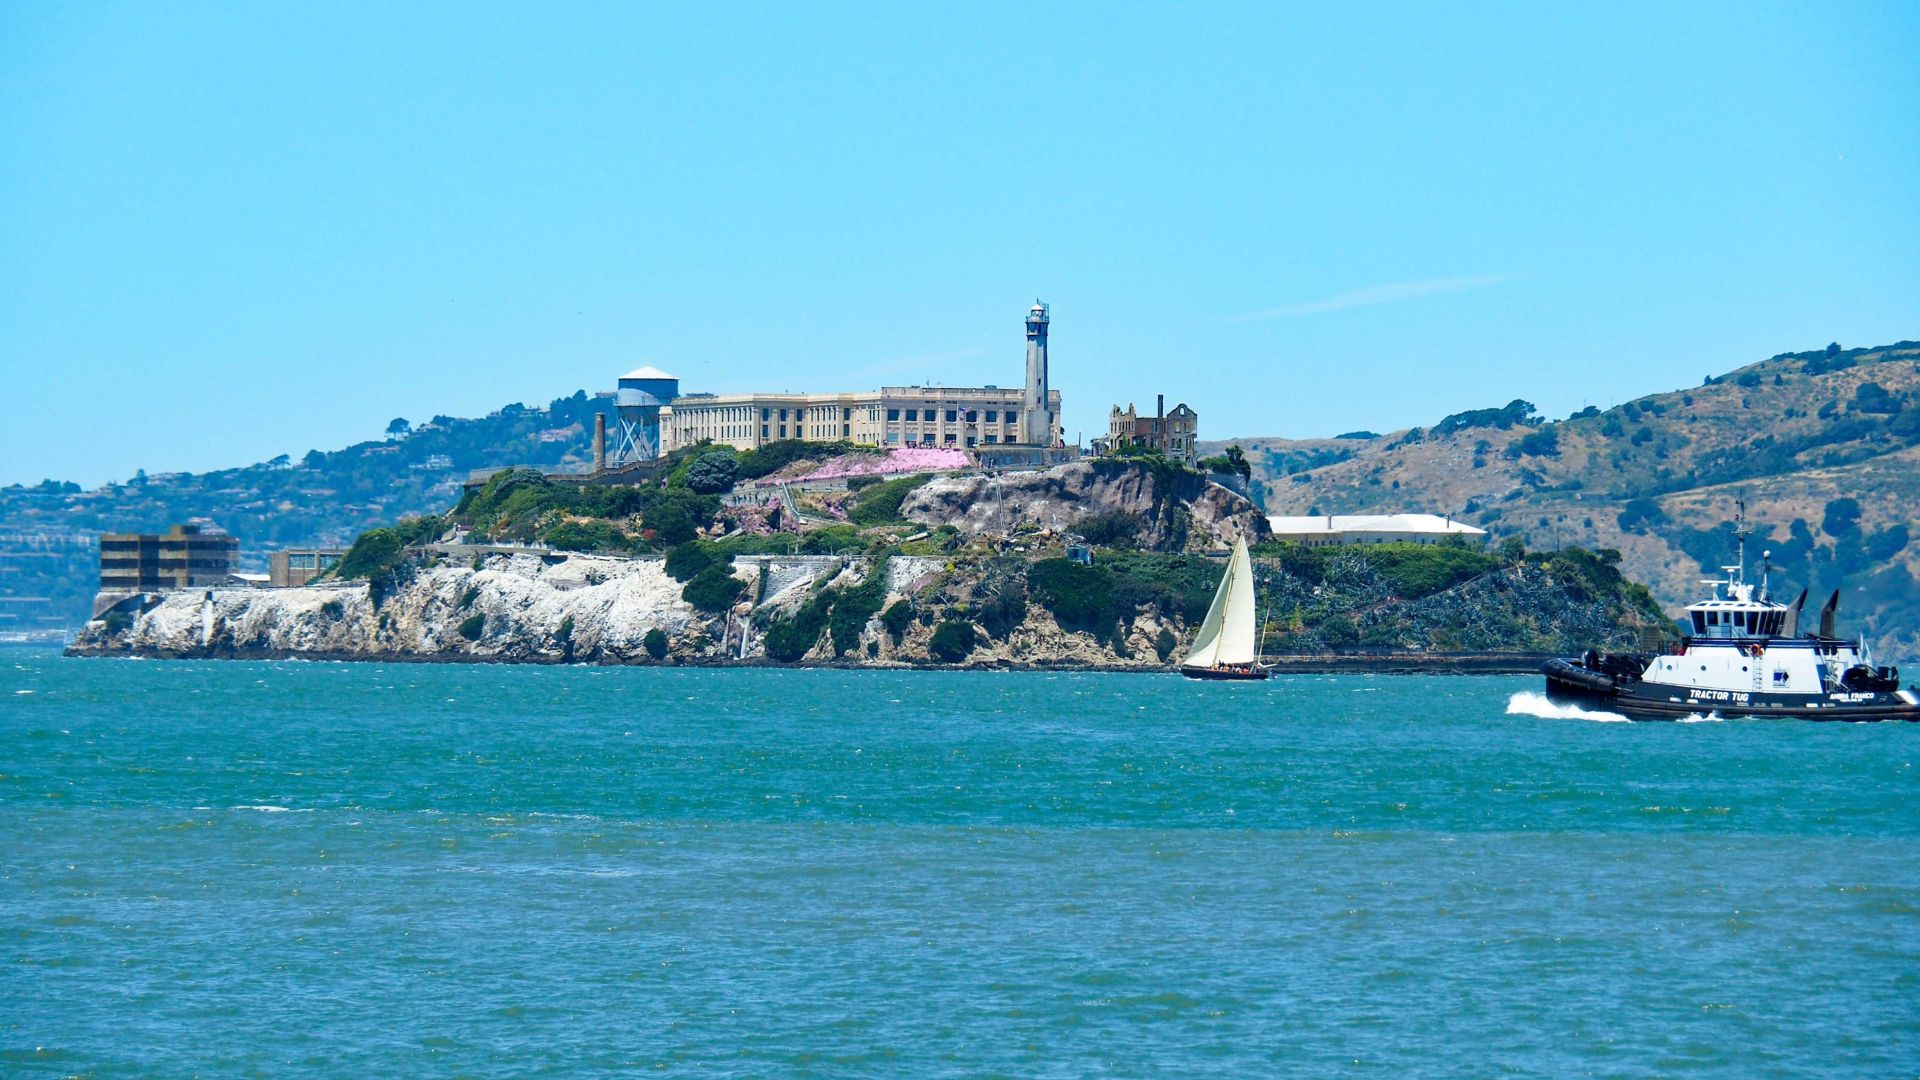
left=662, top=301, right=1063, bottom=453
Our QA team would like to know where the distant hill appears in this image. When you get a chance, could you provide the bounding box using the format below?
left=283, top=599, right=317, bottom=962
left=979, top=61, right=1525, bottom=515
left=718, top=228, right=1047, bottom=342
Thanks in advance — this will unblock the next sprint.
left=1206, top=340, right=1920, bottom=655
left=0, top=393, right=603, bottom=632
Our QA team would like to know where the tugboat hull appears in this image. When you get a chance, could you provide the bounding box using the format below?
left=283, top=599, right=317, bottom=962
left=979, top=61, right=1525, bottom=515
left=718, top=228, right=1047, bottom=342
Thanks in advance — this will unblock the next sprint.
left=1544, top=658, right=1920, bottom=721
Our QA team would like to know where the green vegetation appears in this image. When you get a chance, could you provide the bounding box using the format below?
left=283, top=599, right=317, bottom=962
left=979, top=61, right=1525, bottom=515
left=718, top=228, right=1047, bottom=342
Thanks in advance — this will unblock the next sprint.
left=457, top=613, right=485, bottom=640
left=682, top=452, right=741, bottom=493
left=643, top=628, right=668, bottom=659
left=1072, top=510, right=1147, bottom=548
left=1028, top=551, right=1218, bottom=644
left=1254, top=541, right=1501, bottom=601
left=761, top=556, right=894, bottom=660
left=881, top=599, right=914, bottom=643
left=845, top=474, right=932, bottom=526
left=928, top=620, right=981, bottom=663
left=103, top=610, right=132, bottom=634
left=1433, top=399, right=1538, bottom=437
left=682, top=563, right=746, bottom=613
left=555, top=616, right=574, bottom=649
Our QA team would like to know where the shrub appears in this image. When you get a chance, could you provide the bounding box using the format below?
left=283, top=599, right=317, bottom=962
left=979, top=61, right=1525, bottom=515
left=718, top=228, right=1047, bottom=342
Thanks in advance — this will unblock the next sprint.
left=542, top=520, right=631, bottom=553
left=1866, top=524, right=1911, bottom=561
left=735, top=440, right=867, bottom=481
left=664, top=541, right=719, bottom=582
left=764, top=591, right=833, bottom=662
left=321, top=600, right=345, bottom=619
left=555, top=615, right=575, bottom=647
left=1617, top=498, right=1668, bottom=535
left=825, top=558, right=890, bottom=656
left=1433, top=400, right=1538, bottom=437
left=458, top=587, right=479, bottom=609
left=928, top=621, right=980, bottom=663
left=1073, top=510, right=1148, bottom=548
left=1853, top=381, right=1902, bottom=414
left=846, top=474, right=932, bottom=526
left=1508, top=425, right=1560, bottom=458
left=643, top=628, right=668, bottom=659
left=457, top=613, right=485, bottom=640
left=881, top=599, right=915, bottom=643
left=103, top=610, right=133, bottom=635
left=1822, top=497, right=1862, bottom=538
left=1734, top=371, right=1762, bottom=388
left=682, top=563, right=746, bottom=612
left=1027, top=558, right=1113, bottom=636
left=644, top=501, right=698, bottom=546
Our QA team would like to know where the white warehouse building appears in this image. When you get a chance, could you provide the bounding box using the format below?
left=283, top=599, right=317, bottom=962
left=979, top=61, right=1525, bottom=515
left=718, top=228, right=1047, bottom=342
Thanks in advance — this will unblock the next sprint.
left=1265, top=513, right=1488, bottom=547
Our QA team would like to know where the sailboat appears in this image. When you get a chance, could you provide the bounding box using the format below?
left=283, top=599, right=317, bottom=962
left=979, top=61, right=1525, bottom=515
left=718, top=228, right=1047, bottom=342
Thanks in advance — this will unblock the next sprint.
left=1181, top=536, right=1269, bottom=681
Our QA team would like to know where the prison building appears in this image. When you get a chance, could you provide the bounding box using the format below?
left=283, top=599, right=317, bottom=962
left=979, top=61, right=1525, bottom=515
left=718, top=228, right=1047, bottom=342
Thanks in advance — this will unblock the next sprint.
left=98, top=524, right=239, bottom=592
left=660, top=300, right=1062, bottom=454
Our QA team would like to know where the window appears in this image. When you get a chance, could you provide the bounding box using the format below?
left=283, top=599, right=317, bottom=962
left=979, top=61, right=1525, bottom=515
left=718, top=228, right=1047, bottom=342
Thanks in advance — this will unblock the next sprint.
left=966, top=436, right=977, bottom=447
left=905, top=409, right=917, bottom=421
left=887, top=408, right=899, bottom=421
left=843, top=408, right=852, bottom=420
left=289, top=554, right=317, bottom=570
left=843, top=424, right=851, bottom=437
left=779, top=426, right=787, bottom=438
left=761, top=425, right=769, bottom=438
left=965, top=411, right=977, bottom=422
left=779, top=409, right=789, bottom=420
left=886, top=431, right=900, bottom=443
left=985, top=434, right=998, bottom=444
left=944, top=433, right=957, bottom=443
left=761, top=408, right=770, bottom=421
left=1006, top=410, right=1018, bottom=423
left=986, top=411, right=997, bottom=422
left=945, top=410, right=957, bottom=422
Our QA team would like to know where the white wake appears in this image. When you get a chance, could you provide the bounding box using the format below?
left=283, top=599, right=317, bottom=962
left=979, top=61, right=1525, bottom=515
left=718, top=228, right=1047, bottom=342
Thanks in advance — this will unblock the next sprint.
left=1505, top=691, right=1631, bottom=723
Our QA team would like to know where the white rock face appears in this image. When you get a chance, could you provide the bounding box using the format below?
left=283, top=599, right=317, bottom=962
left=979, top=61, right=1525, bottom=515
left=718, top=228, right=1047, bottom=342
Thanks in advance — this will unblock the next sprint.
left=901, top=461, right=1266, bottom=550
left=85, top=553, right=776, bottom=663
left=75, top=547, right=1194, bottom=670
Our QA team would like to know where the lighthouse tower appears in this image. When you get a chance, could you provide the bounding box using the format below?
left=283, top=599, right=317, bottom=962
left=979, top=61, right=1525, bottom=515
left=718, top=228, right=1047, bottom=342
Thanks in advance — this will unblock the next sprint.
left=1022, top=300, right=1051, bottom=446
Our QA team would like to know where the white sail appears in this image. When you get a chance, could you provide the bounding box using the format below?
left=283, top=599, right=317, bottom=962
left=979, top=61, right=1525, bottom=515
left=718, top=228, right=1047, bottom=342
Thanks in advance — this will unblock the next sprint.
left=1183, top=537, right=1259, bottom=669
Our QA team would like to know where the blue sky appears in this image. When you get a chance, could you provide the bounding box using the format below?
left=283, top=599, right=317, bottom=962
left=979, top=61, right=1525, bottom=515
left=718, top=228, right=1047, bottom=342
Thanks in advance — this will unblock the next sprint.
left=3, top=2, right=1916, bottom=486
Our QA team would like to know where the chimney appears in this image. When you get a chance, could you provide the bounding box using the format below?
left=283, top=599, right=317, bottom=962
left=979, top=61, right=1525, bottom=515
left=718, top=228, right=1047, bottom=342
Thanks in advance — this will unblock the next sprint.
left=593, top=413, right=607, bottom=474
left=1157, top=394, right=1165, bottom=437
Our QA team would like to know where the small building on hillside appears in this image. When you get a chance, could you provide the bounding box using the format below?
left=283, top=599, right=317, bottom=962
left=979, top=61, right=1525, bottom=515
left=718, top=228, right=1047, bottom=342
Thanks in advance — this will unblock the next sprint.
left=269, top=548, right=348, bottom=587
left=98, top=524, right=238, bottom=592
left=1098, top=395, right=1198, bottom=463
left=1265, top=513, right=1487, bottom=547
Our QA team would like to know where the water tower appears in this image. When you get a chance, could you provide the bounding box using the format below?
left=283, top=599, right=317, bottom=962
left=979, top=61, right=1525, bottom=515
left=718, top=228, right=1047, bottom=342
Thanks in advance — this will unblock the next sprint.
left=611, top=366, right=679, bottom=465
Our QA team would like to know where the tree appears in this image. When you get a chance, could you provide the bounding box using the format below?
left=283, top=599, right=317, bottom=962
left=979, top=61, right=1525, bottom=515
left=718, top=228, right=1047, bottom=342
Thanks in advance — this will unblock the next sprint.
left=683, top=452, right=740, bottom=494
left=1822, top=497, right=1862, bottom=538
left=1498, top=536, right=1527, bottom=564
left=386, top=417, right=412, bottom=438
left=643, top=629, right=668, bottom=659
left=928, top=621, right=980, bottom=663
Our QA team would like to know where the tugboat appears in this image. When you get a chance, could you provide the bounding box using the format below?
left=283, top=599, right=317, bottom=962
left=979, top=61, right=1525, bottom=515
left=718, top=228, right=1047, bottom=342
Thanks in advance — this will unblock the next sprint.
left=1181, top=536, right=1269, bottom=680
left=1544, top=509, right=1918, bottom=721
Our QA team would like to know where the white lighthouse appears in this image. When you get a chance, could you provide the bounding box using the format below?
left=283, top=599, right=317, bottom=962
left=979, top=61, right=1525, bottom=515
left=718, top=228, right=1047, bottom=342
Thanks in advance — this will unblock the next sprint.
left=1022, top=300, right=1051, bottom=446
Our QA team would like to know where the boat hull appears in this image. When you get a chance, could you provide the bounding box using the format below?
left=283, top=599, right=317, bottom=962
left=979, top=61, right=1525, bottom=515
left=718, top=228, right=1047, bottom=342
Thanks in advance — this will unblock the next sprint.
left=1543, top=658, right=1920, bottom=721
left=1181, top=665, right=1270, bottom=681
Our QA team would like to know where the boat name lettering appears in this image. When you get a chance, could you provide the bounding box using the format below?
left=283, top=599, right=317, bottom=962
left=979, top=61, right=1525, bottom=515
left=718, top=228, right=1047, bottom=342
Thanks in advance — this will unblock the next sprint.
left=1686, top=689, right=1750, bottom=704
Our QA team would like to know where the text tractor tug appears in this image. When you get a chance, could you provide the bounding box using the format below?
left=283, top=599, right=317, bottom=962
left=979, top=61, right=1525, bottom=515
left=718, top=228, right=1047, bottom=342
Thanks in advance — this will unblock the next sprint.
left=1545, top=506, right=1919, bottom=721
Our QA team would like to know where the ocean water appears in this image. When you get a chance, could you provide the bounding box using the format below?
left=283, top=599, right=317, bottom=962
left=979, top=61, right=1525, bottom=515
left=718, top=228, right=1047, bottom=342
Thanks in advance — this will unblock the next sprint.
left=2, top=654, right=1915, bottom=1076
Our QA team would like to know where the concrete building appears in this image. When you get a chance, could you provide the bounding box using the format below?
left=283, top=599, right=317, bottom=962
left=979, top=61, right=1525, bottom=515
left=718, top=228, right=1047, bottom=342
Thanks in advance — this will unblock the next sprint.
left=661, top=301, right=1064, bottom=454
left=98, top=524, right=238, bottom=592
left=1265, top=513, right=1488, bottom=547
left=269, top=548, right=347, bottom=587
left=1099, top=395, right=1199, bottom=463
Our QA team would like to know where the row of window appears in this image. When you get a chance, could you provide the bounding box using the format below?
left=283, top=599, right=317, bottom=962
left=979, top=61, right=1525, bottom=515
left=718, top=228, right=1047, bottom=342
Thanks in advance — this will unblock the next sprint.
left=884, top=433, right=1002, bottom=446
left=1690, top=609, right=1785, bottom=636
left=886, top=409, right=1015, bottom=424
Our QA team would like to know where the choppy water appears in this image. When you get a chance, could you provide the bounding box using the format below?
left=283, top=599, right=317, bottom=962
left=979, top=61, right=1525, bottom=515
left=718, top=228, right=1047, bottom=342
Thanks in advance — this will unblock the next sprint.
left=2, top=653, right=1915, bottom=1076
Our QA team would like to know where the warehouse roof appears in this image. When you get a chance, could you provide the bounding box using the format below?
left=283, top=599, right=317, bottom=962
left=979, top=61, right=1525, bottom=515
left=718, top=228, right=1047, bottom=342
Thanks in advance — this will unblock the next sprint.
left=1266, top=513, right=1486, bottom=536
